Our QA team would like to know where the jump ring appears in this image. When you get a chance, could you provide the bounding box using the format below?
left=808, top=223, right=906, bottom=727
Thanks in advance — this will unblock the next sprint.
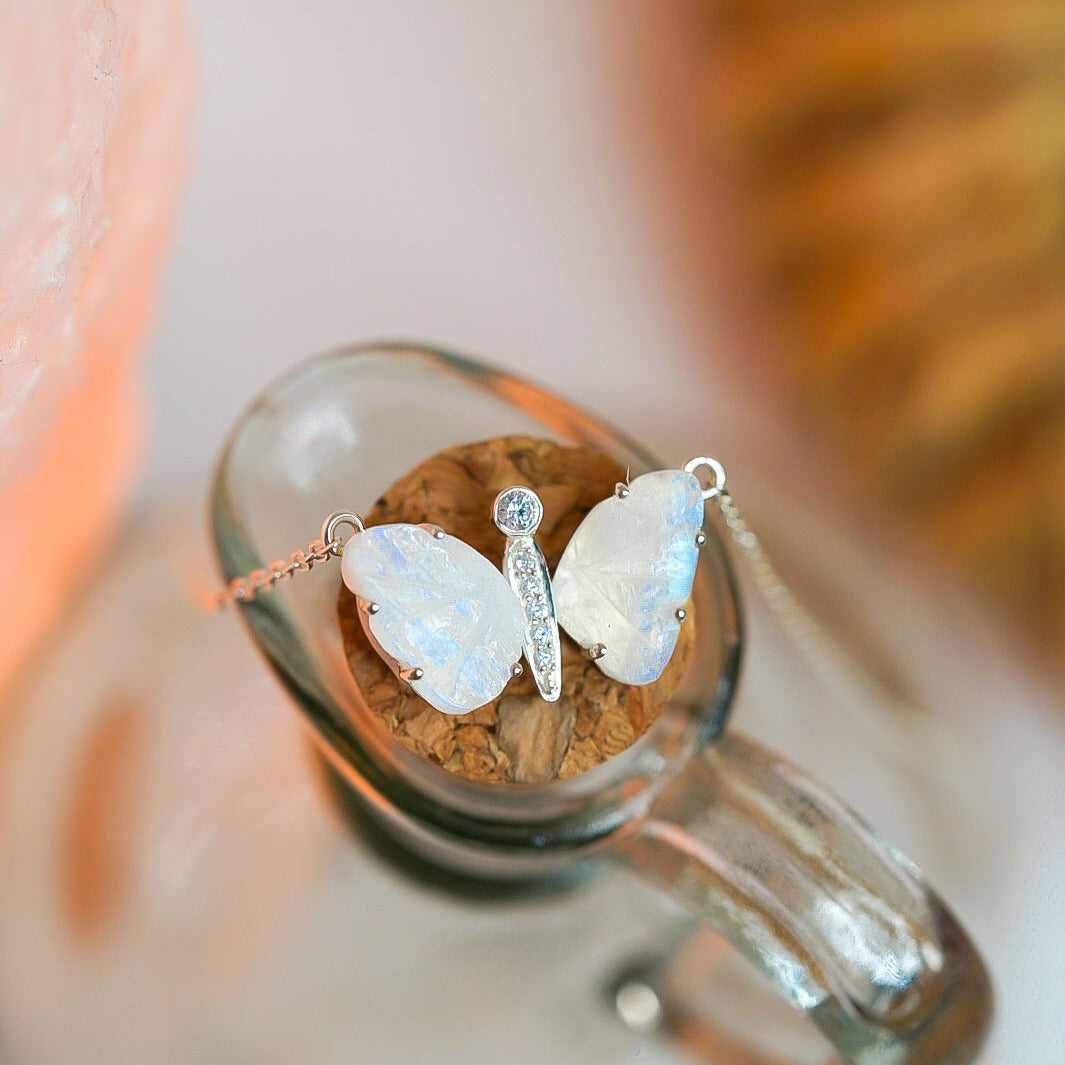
left=322, top=511, right=366, bottom=555
left=683, top=456, right=728, bottom=501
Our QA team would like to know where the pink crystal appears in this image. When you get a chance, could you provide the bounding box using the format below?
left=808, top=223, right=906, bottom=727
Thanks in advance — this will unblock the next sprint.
left=0, top=0, right=194, bottom=695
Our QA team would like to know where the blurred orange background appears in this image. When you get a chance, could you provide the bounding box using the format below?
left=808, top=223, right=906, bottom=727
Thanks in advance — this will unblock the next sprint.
left=620, top=0, right=1065, bottom=676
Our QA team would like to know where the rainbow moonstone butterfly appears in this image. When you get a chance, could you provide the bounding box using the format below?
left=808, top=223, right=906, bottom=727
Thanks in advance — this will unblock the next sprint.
left=341, top=465, right=708, bottom=715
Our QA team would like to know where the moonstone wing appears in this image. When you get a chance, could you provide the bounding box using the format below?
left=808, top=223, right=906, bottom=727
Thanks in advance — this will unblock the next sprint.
left=341, top=524, right=524, bottom=715
left=552, top=470, right=703, bottom=685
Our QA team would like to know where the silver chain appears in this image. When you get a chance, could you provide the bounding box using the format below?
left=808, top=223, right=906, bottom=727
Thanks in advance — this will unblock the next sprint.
left=716, top=487, right=826, bottom=659
left=211, top=511, right=364, bottom=611
left=687, top=458, right=924, bottom=739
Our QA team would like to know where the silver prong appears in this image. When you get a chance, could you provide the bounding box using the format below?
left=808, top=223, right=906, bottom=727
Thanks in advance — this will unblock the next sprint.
left=675, top=608, right=687, bottom=623
left=695, top=531, right=707, bottom=547
left=585, top=643, right=607, bottom=661
left=614, top=482, right=630, bottom=499
left=399, top=666, right=424, bottom=683
left=359, top=599, right=381, bottom=615
left=511, top=662, right=524, bottom=678
left=419, top=522, right=446, bottom=540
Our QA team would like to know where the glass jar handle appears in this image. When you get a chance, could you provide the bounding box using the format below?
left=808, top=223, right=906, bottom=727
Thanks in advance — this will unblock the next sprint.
left=612, top=732, right=991, bottom=1064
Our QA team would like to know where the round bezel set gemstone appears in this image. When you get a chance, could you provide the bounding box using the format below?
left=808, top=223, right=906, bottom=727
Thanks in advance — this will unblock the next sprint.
left=493, top=486, right=543, bottom=537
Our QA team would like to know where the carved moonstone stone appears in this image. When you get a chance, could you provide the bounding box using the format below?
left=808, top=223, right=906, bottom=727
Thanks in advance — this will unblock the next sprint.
left=552, top=469, right=704, bottom=685
left=341, top=523, right=525, bottom=715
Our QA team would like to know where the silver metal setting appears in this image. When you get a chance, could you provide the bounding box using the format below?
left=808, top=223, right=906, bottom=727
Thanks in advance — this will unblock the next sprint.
left=614, top=482, right=630, bottom=499
left=585, top=643, right=607, bottom=661
left=493, top=485, right=544, bottom=537
left=675, top=608, right=687, bottom=622
left=493, top=485, right=562, bottom=702
left=399, top=666, right=424, bottom=683
left=695, top=531, right=707, bottom=547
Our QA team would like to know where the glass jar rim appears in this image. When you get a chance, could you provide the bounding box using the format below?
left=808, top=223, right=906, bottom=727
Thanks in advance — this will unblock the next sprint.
left=211, top=342, right=745, bottom=860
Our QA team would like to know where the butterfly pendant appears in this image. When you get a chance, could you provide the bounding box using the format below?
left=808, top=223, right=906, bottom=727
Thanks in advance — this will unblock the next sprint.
left=340, top=467, right=707, bottom=716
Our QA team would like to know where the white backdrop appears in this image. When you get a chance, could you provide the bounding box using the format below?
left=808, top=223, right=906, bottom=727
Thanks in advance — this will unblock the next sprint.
left=148, top=1, right=748, bottom=496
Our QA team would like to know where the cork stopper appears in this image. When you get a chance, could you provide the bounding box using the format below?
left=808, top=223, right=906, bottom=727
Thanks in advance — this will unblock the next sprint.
left=337, top=435, right=694, bottom=783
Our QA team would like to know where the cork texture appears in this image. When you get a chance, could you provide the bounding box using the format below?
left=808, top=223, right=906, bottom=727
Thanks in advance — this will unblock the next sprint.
left=337, top=435, right=694, bottom=783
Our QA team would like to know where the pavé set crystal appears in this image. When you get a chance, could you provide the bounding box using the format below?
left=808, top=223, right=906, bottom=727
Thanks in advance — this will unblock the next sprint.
left=495, top=486, right=562, bottom=701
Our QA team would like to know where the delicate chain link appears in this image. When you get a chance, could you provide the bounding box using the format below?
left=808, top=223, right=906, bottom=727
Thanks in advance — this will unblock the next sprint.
left=716, top=489, right=823, bottom=656
left=683, top=453, right=919, bottom=728
left=212, top=538, right=338, bottom=610
left=709, top=482, right=921, bottom=726
left=212, top=511, right=364, bottom=611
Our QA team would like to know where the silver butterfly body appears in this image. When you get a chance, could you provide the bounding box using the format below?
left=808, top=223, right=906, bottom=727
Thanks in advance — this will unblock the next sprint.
left=341, top=469, right=705, bottom=715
